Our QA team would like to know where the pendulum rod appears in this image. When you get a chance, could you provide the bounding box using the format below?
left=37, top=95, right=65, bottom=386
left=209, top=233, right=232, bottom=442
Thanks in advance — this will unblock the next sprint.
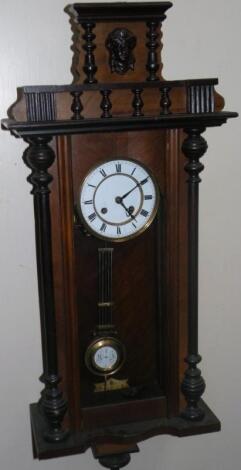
left=97, top=247, right=114, bottom=331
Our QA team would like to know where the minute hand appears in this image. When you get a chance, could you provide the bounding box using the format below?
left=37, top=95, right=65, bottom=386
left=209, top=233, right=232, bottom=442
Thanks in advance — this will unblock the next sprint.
left=121, top=178, right=148, bottom=200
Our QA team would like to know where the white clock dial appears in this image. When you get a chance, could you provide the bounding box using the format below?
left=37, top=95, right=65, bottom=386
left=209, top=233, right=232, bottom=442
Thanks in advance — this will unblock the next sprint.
left=93, top=346, right=118, bottom=371
left=79, top=158, right=159, bottom=241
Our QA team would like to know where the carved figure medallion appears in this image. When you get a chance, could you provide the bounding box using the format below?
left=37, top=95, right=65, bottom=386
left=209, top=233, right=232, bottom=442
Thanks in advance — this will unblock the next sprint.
left=106, top=28, right=137, bottom=75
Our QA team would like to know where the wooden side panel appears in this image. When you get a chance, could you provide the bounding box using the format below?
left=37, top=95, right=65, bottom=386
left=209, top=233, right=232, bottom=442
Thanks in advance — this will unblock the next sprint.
left=50, top=136, right=81, bottom=430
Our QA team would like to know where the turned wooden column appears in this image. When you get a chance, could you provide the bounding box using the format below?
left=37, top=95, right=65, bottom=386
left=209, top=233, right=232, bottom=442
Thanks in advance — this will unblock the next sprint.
left=81, top=22, right=97, bottom=83
left=71, top=91, right=83, bottom=120
left=181, top=127, right=207, bottom=421
left=146, top=20, right=160, bottom=81
left=23, top=136, right=68, bottom=441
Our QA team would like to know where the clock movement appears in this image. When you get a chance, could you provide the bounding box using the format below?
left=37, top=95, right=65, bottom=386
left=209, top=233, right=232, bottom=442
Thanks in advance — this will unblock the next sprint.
left=2, top=2, right=238, bottom=469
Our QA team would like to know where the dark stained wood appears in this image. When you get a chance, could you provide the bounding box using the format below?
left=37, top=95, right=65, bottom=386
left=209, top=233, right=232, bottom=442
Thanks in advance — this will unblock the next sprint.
left=98, top=453, right=131, bottom=470
left=146, top=21, right=160, bottom=81
left=177, top=130, right=189, bottom=411
left=23, top=137, right=68, bottom=442
left=71, top=91, right=83, bottom=119
left=132, top=89, right=144, bottom=117
left=2, top=112, right=237, bottom=138
left=181, top=128, right=207, bottom=420
left=92, top=442, right=139, bottom=459
left=69, top=3, right=172, bottom=22
left=160, top=86, right=171, bottom=114
left=81, top=22, right=98, bottom=83
left=100, top=90, right=112, bottom=118
left=30, top=399, right=221, bottom=460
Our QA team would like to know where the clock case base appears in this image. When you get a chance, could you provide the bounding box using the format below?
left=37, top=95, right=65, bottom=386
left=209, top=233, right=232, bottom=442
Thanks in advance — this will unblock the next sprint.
left=30, top=400, right=220, bottom=461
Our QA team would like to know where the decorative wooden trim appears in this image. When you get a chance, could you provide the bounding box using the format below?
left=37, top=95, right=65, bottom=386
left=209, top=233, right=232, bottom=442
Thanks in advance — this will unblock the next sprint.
left=55, top=135, right=81, bottom=431
left=81, top=22, right=97, bottom=84
left=164, top=129, right=181, bottom=416
left=23, top=136, right=68, bottom=442
left=106, top=28, right=137, bottom=75
left=146, top=20, right=160, bottom=81
left=3, top=111, right=236, bottom=138
left=25, top=92, right=56, bottom=121
left=22, top=78, right=219, bottom=93
left=132, top=89, right=144, bottom=117
left=69, top=2, right=172, bottom=22
left=160, top=86, right=171, bottom=114
left=100, top=90, right=112, bottom=118
left=187, top=85, right=215, bottom=114
left=181, top=127, right=207, bottom=421
left=21, top=79, right=220, bottom=123
left=71, top=91, right=83, bottom=120
left=99, top=453, right=131, bottom=470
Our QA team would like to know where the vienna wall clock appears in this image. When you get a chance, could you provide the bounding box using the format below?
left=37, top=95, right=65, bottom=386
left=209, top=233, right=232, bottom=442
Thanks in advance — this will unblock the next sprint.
left=2, top=2, right=238, bottom=469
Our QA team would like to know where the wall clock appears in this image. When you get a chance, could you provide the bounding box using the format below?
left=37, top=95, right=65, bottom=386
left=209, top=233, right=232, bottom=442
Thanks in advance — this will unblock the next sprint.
left=2, top=2, right=238, bottom=469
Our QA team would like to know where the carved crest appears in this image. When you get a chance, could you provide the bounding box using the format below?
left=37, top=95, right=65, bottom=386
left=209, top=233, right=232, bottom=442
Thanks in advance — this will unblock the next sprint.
left=106, top=28, right=137, bottom=75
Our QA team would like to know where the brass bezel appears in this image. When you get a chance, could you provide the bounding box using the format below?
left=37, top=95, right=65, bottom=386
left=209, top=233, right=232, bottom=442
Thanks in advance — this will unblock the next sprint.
left=85, top=336, right=126, bottom=377
left=77, top=157, right=160, bottom=243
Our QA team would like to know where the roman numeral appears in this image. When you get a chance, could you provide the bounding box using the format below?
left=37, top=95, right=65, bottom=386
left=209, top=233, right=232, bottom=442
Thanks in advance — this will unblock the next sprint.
left=144, top=195, right=153, bottom=200
left=131, top=167, right=136, bottom=176
left=140, top=209, right=149, bottom=217
left=100, top=169, right=107, bottom=177
left=132, top=222, right=137, bottom=229
left=100, top=223, right=107, bottom=232
left=117, top=226, right=121, bottom=235
left=115, top=163, right=121, bottom=173
left=88, top=212, right=96, bottom=222
left=84, top=199, right=93, bottom=205
left=140, top=177, right=148, bottom=186
left=88, top=183, right=96, bottom=188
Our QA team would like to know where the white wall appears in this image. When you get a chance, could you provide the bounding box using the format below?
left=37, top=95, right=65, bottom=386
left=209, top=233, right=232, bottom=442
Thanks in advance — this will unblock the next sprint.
left=0, top=1, right=240, bottom=469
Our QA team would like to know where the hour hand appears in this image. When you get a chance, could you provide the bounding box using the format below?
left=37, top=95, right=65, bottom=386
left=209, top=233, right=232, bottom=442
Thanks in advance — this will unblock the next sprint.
left=116, top=197, right=136, bottom=221
left=120, top=201, right=136, bottom=220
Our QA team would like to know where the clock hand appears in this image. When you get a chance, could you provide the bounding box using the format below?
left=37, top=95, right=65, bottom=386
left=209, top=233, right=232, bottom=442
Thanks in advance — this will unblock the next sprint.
left=118, top=199, right=137, bottom=221
left=119, top=182, right=139, bottom=200
left=120, top=177, right=148, bottom=200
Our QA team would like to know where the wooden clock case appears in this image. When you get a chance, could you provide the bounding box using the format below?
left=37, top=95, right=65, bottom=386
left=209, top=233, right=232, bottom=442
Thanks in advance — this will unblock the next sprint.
left=2, top=2, right=237, bottom=468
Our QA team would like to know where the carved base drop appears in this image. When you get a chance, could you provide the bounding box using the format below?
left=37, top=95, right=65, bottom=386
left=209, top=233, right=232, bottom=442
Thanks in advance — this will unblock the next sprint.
left=99, top=453, right=131, bottom=470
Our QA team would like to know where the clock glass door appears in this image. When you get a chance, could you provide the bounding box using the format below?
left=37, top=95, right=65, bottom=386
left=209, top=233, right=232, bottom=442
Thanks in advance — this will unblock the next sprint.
left=71, top=130, right=167, bottom=428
